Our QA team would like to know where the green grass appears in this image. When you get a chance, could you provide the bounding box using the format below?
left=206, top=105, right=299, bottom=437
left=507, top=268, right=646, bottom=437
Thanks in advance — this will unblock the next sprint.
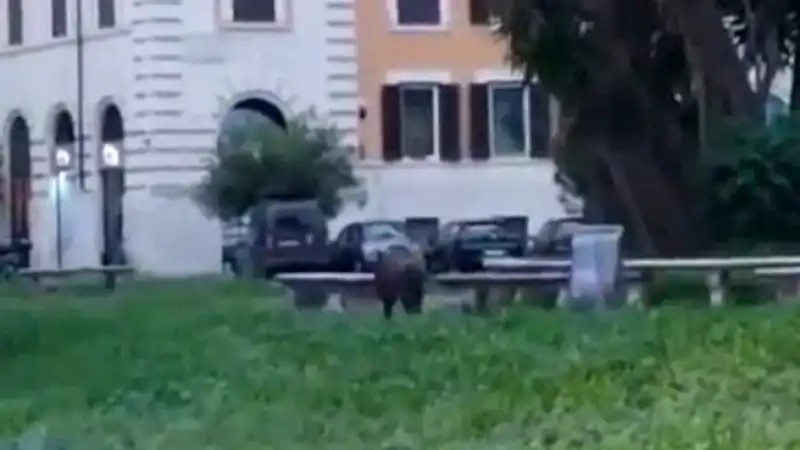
left=3, top=279, right=800, bottom=448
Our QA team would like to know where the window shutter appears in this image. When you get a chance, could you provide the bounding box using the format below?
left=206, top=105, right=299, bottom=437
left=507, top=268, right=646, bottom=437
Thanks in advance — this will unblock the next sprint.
left=469, top=0, right=490, bottom=25
left=528, top=84, right=551, bottom=158
left=438, top=84, right=461, bottom=162
left=381, top=85, right=402, bottom=162
left=469, top=83, right=490, bottom=160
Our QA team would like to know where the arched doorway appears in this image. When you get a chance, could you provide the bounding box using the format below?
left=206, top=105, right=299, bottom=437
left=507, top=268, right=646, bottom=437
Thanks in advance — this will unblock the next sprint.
left=217, top=98, right=287, bottom=152
left=52, top=110, right=76, bottom=268
left=54, top=111, right=76, bottom=148
left=8, top=116, right=31, bottom=267
left=99, top=104, right=125, bottom=266
left=217, top=97, right=287, bottom=274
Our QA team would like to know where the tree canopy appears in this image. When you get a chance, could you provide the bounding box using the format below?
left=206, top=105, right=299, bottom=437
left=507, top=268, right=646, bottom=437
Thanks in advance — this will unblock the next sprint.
left=194, top=111, right=359, bottom=221
left=492, top=0, right=798, bottom=255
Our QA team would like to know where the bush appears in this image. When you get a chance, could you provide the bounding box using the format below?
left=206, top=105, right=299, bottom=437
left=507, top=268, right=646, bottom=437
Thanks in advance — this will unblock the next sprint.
left=705, top=113, right=800, bottom=248
left=194, top=110, right=360, bottom=220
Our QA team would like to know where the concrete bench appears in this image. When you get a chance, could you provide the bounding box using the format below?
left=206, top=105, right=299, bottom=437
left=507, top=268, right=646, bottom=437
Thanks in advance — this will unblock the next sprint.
left=435, top=270, right=645, bottom=311
left=277, top=270, right=638, bottom=314
left=276, top=271, right=575, bottom=313
left=753, top=267, right=800, bottom=302
left=435, top=271, right=569, bottom=313
left=275, top=272, right=374, bottom=311
left=17, top=265, right=134, bottom=291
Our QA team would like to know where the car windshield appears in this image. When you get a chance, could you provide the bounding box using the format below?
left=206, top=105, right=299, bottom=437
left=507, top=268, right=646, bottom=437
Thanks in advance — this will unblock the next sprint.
left=537, top=219, right=582, bottom=241
left=440, top=223, right=459, bottom=238
left=363, top=223, right=404, bottom=242
left=461, top=223, right=503, bottom=238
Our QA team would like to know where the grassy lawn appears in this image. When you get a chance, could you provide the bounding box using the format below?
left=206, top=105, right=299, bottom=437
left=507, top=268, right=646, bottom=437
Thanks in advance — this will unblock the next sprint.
left=2, top=279, right=800, bottom=448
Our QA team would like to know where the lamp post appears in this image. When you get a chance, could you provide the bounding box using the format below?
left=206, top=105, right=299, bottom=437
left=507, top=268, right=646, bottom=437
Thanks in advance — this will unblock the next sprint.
left=53, top=147, right=72, bottom=268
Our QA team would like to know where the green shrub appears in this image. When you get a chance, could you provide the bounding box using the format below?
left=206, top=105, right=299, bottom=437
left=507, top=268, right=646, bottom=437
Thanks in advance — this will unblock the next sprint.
left=706, top=114, right=800, bottom=247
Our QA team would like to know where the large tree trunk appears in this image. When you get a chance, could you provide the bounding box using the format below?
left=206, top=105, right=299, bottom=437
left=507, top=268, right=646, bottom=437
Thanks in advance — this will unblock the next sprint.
left=791, top=30, right=800, bottom=111
left=561, top=98, right=705, bottom=256
left=667, top=0, right=762, bottom=120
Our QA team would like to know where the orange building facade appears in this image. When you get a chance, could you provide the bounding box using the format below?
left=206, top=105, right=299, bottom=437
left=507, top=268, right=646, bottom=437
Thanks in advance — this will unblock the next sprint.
left=355, top=0, right=555, bottom=162
left=330, top=0, right=564, bottom=232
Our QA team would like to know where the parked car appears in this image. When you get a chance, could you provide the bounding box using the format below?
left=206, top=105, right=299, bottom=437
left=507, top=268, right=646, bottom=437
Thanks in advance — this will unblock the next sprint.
left=329, top=220, right=431, bottom=272
left=429, top=218, right=527, bottom=272
left=225, top=199, right=331, bottom=277
left=529, top=216, right=586, bottom=256
left=0, top=239, right=31, bottom=278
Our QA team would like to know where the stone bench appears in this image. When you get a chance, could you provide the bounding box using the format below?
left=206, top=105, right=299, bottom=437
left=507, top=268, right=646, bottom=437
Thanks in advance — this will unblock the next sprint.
left=276, top=270, right=644, bottom=314
left=753, top=267, right=800, bottom=302
left=276, top=271, right=576, bottom=313
left=17, top=265, right=134, bottom=292
left=435, top=271, right=568, bottom=313
left=275, top=272, right=375, bottom=311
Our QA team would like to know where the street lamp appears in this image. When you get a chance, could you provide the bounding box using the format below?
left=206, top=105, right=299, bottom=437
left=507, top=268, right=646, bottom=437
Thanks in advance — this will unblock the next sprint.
left=101, top=143, right=120, bottom=168
left=53, top=147, right=73, bottom=268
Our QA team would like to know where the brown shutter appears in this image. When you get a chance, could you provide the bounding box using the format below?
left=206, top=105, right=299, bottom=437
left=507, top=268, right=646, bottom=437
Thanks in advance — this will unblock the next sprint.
left=469, top=0, right=490, bottom=25
left=438, top=84, right=461, bottom=162
left=528, top=83, right=551, bottom=158
left=469, top=83, right=490, bottom=160
left=381, top=85, right=402, bottom=161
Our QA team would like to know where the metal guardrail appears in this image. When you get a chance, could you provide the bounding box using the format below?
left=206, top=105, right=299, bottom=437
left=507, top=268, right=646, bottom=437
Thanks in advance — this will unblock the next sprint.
left=483, top=256, right=800, bottom=307
left=483, top=256, right=800, bottom=271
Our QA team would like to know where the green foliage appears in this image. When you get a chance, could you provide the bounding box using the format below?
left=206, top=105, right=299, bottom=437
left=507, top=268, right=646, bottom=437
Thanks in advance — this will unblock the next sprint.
left=194, top=110, right=359, bottom=220
left=4, top=280, right=800, bottom=448
left=491, top=0, right=597, bottom=104
left=705, top=113, right=800, bottom=247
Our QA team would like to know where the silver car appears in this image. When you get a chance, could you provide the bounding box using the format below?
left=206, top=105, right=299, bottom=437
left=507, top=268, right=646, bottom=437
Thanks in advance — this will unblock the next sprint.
left=330, top=221, right=423, bottom=272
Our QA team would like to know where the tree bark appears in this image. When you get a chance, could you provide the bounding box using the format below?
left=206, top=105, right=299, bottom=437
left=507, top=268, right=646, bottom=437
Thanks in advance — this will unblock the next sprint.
left=667, top=0, right=762, bottom=120
left=791, top=32, right=800, bottom=111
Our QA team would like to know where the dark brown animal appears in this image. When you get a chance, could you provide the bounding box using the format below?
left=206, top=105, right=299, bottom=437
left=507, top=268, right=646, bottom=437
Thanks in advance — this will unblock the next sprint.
left=373, top=245, right=426, bottom=319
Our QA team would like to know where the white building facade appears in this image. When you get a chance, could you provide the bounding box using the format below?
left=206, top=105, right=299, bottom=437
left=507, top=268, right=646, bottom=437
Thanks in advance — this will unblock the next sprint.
left=0, top=0, right=359, bottom=275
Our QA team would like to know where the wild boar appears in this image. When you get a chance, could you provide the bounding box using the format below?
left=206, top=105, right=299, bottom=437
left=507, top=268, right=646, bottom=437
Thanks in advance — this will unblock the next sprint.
left=373, top=244, right=426, bottom=319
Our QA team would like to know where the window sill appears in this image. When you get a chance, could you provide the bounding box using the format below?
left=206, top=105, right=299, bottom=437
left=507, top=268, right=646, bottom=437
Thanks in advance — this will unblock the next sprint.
left=389, top=24, right=450, bottom=34
left=357, top=156, right=552, bottom=169
left=219, top=21, right=292, bottom=33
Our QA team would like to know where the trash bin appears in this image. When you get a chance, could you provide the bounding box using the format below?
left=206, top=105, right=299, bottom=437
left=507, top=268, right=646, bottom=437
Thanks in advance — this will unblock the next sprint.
left=568, top=224, right=624, bottom=310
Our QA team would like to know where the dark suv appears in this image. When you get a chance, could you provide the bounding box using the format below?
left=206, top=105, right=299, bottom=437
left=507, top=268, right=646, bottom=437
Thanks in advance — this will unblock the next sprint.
left=226, top=199, right=330, bottom=277
left=429, top=218, right=527, bottom=272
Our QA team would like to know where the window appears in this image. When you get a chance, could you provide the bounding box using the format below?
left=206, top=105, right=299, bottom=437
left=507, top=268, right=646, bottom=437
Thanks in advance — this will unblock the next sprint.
left=335, top=225, right=357, bottom=245
left=98, top=0, right=115, bottom=28
left=7, top=0, right=22, bottom=45
left=399, top=85, right=437, bottom=159
left=364, top=223, right=405, bottom=242
left=381, top=82, right=461, bottom=162
left=469, top=82, right=551, bottom=159
left=489, top=84, right=527, bottom=156
left=461, top=223, right=504, bottom=238
left=233, top=0, right=276, bottom=22
left=395, top=0, right=441, bottom=26
left=52, top=0, right=68, bottom=37
left=440, top=223, right=460, bottom=240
